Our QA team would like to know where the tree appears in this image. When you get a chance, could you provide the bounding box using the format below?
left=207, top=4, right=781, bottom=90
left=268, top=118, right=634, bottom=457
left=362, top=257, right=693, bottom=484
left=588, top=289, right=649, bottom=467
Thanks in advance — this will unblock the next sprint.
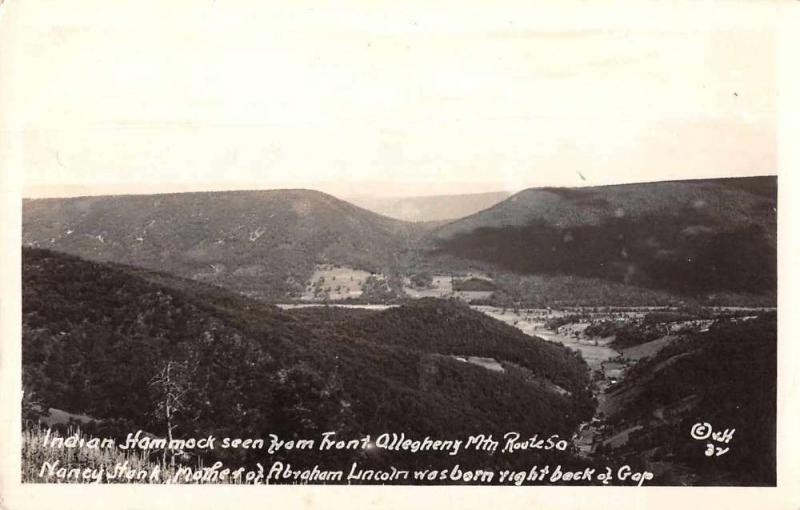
left=149, top=359, right=190, bottom=465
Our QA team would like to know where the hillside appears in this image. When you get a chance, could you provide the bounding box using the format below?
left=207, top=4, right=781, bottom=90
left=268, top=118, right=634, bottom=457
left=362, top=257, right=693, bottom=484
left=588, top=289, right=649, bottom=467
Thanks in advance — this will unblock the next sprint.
left=348, top=191, right=511, bottom=222
left=345, top=299, right=592, bottom=404
left=598, top=313, right=776, bottom=485
left=430, top=177, right=777, bottom=298
left=22, top=189, right=428, bottom=299
left=22, top=248, right=594, bottom=478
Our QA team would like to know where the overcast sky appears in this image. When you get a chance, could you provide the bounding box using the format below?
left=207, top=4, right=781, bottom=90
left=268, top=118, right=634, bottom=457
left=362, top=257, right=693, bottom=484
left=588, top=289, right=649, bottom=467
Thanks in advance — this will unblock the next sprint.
left=1, top=0, right=779, bottom=198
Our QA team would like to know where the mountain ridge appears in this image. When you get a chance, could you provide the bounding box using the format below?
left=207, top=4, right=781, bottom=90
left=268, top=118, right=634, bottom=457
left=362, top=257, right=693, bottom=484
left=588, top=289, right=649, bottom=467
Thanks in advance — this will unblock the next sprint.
left=428, top=176, right=776, bottom=298
left=23, top=188, right=430, bottom=299
left=23, top=176, right=777, bottom=302
left=432, top=176, right=777, bottom=238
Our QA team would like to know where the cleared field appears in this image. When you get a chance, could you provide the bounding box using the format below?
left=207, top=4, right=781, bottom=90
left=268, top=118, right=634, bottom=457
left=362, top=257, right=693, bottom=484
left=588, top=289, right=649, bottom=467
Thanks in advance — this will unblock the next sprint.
left=538, top=331, right=620, bottom=372
left=402, top=275, right=453, bottom=298
left=402, top=272, right=493, bottom=299
left=454, top=290, right=494, bottom=302
left=474, top=307, right=620, bottom=371
left=276, top=303, right=394, bottom=311
left=300, top=264, right=373, bottom=301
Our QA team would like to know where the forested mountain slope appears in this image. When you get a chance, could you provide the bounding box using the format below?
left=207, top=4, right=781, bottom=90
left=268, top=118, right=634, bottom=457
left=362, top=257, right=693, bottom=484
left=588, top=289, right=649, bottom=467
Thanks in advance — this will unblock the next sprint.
left=23, top=190, right=427, bottom=299
left=23, top=248, right=594, bottom=472
left=599, top=313, right=776, bottom=485
left=430, top=177, right=776, bottom=297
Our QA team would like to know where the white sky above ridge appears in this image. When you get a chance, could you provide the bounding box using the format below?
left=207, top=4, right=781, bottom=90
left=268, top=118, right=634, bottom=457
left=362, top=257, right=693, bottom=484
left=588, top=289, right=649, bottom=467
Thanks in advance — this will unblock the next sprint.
left=0, top=0, right=780, bottom=198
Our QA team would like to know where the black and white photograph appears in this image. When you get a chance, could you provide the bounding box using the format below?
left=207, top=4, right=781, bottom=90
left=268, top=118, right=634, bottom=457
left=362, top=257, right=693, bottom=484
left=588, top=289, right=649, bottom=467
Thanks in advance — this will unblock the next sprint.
left=1, top=1, right=798, bottom=508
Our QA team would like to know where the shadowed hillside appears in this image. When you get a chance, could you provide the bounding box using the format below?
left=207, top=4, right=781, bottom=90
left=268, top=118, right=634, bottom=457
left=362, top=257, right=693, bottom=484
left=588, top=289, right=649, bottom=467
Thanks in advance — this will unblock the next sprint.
left=430, top=177, right=776, bottom=298
left=22, top=248, right=594, bottom=478
left=599, top=313, right=776, bottom=486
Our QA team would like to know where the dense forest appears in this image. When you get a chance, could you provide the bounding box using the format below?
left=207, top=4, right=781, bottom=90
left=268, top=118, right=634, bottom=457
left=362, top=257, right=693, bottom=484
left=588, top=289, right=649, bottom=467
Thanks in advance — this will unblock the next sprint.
left=22, top=248, right=595, bottom=477
left=430, top=177, right=776, bottom=300
left=433, top=216, right=775, bottom=296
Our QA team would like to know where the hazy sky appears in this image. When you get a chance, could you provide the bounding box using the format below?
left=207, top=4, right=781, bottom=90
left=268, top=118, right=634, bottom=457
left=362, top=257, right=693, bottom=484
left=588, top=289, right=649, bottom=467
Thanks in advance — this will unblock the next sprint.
left=1, top=0, right=779, bottom=198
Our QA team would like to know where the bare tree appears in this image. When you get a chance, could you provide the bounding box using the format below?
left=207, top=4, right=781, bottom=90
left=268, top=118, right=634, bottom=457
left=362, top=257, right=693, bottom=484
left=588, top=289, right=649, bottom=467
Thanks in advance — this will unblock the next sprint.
left=149, top=360, right=189, bottom=466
